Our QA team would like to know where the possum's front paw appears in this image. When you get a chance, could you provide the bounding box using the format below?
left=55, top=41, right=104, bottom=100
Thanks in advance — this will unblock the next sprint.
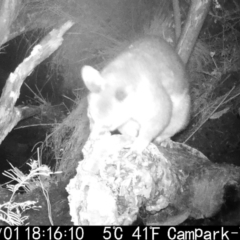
left=160, top=138, right=174, bottom=148
left=123, top=149, right=139, bottom=160
left=123, top=138, right=150, bottom=159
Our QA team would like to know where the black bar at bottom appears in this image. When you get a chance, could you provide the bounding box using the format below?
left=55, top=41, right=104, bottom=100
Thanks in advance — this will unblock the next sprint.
left=0, top=226, right=239, bottom=240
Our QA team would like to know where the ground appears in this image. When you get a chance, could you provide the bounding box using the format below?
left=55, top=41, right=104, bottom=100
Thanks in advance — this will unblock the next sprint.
left=188, top=71, right=240, bottom=167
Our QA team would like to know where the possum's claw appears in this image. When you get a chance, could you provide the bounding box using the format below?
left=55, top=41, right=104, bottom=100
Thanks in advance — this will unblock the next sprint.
left=159, top=138, right=174, bottom=148
left=122, top=138, right=149, bottom=160
left=123, top=149, right=139, bottom=160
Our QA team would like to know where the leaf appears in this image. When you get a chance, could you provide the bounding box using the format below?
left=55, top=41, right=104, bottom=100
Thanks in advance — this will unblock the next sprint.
left=210, top=107, right=230, bottom=120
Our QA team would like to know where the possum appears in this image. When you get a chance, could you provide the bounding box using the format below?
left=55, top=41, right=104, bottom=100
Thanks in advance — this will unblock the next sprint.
left=81, top=37, right=191, bottom=155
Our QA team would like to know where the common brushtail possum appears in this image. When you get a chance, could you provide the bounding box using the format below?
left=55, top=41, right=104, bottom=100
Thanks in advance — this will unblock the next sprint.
left=81, top=37, right=191, bottom=155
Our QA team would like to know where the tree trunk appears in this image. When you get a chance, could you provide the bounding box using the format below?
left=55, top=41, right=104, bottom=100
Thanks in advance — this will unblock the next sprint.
left=177, top=0, right=212, bottom=64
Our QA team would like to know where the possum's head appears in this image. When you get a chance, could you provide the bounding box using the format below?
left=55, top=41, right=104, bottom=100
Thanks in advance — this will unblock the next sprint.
left=81, top=65, right=131, bottom=136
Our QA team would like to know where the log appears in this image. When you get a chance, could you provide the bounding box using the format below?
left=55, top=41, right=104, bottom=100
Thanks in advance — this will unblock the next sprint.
left=66, top=134, right=240, bottom=225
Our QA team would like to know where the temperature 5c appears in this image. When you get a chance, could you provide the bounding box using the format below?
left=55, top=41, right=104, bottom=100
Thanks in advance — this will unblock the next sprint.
left=103, top=227, right=123, bottom=240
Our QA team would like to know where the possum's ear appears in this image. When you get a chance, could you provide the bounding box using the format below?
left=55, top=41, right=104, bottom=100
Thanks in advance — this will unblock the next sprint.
left=81, top=66, right=104, bottom=93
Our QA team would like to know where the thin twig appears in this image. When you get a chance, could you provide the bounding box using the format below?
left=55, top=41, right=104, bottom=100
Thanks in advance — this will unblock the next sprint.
left=184, top=86, right=235, bottom=143
left=15, top=123, right=57, bottom=130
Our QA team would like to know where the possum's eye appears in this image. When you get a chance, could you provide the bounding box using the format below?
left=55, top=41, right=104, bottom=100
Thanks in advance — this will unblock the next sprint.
left=115, top=88, right=127, bottom=101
